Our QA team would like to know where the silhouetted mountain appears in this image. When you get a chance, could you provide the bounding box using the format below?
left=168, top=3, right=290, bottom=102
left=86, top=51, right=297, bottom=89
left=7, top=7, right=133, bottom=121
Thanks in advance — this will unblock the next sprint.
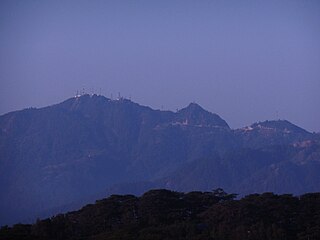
left=0, top=94, right=318, bottom=225
left=1, top=189, right=320, bottom=240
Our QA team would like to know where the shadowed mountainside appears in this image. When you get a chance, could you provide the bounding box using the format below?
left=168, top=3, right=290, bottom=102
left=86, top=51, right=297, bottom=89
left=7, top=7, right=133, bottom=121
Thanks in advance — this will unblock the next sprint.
left=0, top=94, right=319, bottom=225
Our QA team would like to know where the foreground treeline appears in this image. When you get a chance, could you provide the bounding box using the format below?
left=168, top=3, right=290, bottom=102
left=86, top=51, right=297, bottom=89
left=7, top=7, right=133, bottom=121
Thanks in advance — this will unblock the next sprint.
left=1, top=189, right=320, bottom=240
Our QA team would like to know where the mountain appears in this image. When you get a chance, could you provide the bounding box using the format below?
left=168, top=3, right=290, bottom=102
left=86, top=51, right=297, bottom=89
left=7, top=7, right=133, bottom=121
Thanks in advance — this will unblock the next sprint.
left=0, top=94, right=318, bottom=225
left=234, top=120, right=313, bottom=148
left=162, top=142, right=320, bottom=194
left=174, top=102, right=229, bottom=128
left=104, top=141, right=320, bottom=197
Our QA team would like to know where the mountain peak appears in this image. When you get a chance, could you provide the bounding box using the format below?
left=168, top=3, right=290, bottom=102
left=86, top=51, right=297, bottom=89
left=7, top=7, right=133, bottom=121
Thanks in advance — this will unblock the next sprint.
left=251, top=120, right=310, bottom=134
left=57, top=94, right=145, bottom=114
left=184, top=102, right=205, bottom=111
left=176, top=103, right=229, bottom=128
left=178, top=102, right=211, bottom=115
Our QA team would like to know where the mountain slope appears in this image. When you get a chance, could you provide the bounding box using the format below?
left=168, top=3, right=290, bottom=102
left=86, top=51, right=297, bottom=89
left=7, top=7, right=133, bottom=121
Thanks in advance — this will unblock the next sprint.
left=105, top=141, right=320, bottom=197
left=0, top=95, right=234, bottom=225
left=161, top=141, right=320, bottom=195
left=0, top=94, right=318, bottom=225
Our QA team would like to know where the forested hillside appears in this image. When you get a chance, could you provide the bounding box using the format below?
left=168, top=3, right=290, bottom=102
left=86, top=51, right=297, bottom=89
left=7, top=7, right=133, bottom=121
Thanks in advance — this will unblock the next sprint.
left=1, top=189, right=319, bottom=240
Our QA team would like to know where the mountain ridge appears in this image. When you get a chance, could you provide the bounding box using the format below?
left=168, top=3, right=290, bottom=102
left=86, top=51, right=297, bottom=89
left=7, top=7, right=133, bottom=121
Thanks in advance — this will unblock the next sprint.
left=1, top=94, right=309, bottom=133
left=0, top=94, right=319, bottom=225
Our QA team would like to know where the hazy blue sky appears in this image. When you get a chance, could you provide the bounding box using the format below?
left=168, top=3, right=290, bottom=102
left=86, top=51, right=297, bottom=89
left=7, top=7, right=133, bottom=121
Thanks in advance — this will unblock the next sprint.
left=1, top=0, right=319, bottom=132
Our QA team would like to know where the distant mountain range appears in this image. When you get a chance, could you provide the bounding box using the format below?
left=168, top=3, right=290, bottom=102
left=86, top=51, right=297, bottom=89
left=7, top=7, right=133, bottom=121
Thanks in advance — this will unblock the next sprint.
left=1, top=94, right=319, bottom=225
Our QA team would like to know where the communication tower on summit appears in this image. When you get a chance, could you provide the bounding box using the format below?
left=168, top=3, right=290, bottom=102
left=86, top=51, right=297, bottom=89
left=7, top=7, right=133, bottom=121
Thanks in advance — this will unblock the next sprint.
left=117, top=92, right=124, bottom=100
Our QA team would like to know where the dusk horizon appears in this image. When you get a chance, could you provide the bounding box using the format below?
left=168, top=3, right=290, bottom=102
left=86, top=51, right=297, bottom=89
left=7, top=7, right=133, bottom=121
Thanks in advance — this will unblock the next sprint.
left=1, top=92, right=317, bottom=134
left=1, top=0, right=320, bottom=132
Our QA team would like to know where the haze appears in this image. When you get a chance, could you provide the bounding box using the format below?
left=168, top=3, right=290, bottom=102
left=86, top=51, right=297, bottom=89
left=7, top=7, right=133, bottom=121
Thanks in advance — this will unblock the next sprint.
left=0, top=0, right=319, bottom=132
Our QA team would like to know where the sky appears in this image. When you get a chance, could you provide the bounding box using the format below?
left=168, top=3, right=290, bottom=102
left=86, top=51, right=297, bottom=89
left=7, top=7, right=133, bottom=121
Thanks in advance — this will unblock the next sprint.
left=0, top=0, right=319, bottom=132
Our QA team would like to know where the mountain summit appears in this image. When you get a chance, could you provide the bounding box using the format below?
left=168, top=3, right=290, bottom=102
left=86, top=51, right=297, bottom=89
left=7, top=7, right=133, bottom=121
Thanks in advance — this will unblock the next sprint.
left=176, top=103, right=229, bottom=128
